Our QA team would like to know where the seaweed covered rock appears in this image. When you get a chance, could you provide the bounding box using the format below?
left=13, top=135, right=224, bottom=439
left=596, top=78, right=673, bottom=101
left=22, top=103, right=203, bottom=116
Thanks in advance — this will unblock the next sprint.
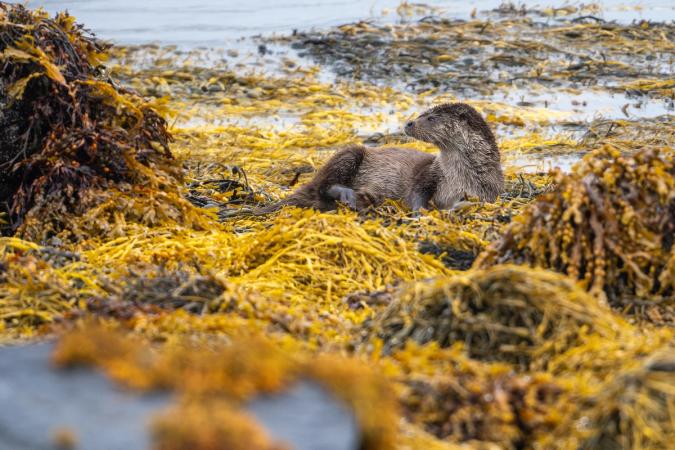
left=476, top=147, right=674, bottom=312
left=358, top=265, right=625, bottom=369
left=539, top=345, right=675, bottom=450
left=86, top=267, right=233, bottom=320
left=578, top=347, right=675, bottom=450
left=152, top=401, right=289, bottom=450
left=388, top=343, right=568, bottom=448
left=0, top=3, right=204, bottom=240
left=397, top=341, right=675, bottom=450
left=402, top=371, right=565, bottom=449
left=0, top=237, right=87, bottom=332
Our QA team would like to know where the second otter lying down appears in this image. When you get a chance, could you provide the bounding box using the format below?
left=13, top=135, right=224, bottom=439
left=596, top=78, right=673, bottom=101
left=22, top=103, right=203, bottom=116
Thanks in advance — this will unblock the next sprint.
left=269, top=102, right=503, bottom=212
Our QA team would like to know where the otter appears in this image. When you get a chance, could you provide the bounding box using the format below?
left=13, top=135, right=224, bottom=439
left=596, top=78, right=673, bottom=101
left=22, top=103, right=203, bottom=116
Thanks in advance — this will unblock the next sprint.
left=259, top=102, right=503, bottom=213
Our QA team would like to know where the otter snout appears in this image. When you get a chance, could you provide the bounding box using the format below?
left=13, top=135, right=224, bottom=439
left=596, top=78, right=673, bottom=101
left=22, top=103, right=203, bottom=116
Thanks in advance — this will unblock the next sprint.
left=404, top=121, right=414, bottom=136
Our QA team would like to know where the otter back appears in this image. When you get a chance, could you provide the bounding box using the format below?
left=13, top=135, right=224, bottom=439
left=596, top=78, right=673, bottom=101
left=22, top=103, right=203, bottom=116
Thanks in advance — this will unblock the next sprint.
left=353, top=147, right=435, bottom=201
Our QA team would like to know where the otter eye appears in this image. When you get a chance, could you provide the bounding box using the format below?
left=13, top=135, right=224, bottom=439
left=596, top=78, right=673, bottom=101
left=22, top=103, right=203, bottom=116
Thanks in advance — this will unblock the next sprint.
left=427, top=116, right=436, bottom=122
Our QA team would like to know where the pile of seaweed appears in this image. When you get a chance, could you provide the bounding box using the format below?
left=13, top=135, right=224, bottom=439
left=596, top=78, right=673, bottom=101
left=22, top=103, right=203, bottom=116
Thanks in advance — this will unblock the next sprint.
left=477, top=146, right=674, bottom=317
left=356, top=264, right=674, bottom=449
left=0, top=237, right=84, bottom=331
left=394, top=341, right=675, bottom=450
left=571, top=348, right=675, bottom=450
left=0, top=3, right=205, bottom=241
left=358, top=265, right=623, bottom=368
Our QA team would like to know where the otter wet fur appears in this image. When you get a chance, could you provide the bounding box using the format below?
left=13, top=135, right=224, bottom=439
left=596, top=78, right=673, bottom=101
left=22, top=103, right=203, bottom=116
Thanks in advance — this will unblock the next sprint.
left=251, top=102, right=503, bottom=215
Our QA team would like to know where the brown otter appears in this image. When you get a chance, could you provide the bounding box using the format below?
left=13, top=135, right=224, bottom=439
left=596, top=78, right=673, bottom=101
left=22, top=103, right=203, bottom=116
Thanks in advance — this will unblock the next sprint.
left=259, top=102, right=503, bottom=213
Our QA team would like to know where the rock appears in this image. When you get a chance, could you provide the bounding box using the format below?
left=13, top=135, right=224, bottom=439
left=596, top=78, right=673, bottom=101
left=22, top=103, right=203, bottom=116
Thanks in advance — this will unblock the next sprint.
left=0, top=343, right=169, bottom=450
left=0, top=344, right=359, bottom=450
left=248, top=382, right=358, bottom=450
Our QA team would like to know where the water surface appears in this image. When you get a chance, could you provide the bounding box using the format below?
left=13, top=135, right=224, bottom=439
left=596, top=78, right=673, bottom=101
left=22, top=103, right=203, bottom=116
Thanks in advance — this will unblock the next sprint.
left=26, top=0, right=674, bottom=173
left=29, top=0, right=675, bottom=45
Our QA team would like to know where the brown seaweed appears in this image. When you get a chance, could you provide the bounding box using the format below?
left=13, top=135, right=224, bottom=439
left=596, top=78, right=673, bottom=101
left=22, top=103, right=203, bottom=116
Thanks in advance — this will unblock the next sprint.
left=357, top=265, right=625, bottom=369
left=0, top=3, right=196, bottom=240
left=476, top=147, right=675, bottom=314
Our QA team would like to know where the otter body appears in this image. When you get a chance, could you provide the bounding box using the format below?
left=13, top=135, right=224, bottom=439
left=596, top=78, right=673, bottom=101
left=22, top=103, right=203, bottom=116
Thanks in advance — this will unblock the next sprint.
left=267, top=102, right=504, bottom=213
left=352, top=147, right=436, bottom=207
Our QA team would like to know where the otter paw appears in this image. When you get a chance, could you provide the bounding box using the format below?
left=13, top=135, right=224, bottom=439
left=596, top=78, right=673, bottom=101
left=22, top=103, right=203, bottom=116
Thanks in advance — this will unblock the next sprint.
left=356, top=191, right=383, bottom=210
left=327, top=185, right=357, bottom=209
left=451, top=200, right=479, bottom=211
left=339, top=191, right=357, bottom=209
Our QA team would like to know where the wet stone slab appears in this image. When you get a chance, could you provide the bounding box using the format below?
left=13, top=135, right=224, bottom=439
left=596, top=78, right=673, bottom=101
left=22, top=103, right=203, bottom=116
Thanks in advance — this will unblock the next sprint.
left=249, top=383, right=359, bottom=450
left=0, top=343, right=170, bottom=450
left=0, top=344, right=359, bottom=450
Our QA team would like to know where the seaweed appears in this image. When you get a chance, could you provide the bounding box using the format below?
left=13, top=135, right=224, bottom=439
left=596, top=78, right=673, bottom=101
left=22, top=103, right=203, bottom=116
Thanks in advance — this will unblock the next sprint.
left=1, top=3, right=674, bottom=449
left=357, top=265, right=626, bottom=369
left=0, top=3, right=204, bottom=240
left=535, top=346, right=675, bottom=450
left=477, top=147, right=675, bottom=313
left=275, top=11, right=674, bottom=98
left=577, top=348, right=675, bottom=450
left=83, top=268, right=233, bottom=321
left=152, top=401, right=290, bottom=450
left=401, top=369, right=565, bottom=448
left=0, top=237, right=89, bottom=331
left=396, top=339, right=675, bottom=450
left=418, top=241, right=477, bottom=270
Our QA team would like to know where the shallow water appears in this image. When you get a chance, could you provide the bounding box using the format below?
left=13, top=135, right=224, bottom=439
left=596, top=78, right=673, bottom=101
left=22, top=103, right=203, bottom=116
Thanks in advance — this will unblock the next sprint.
left=27, top=0, right=674, bottom=173
left=28, top=0, right=675, bottom=45
left=30, top=0, right=447, bottom=44
left=496, top=87, right=673, bottom=122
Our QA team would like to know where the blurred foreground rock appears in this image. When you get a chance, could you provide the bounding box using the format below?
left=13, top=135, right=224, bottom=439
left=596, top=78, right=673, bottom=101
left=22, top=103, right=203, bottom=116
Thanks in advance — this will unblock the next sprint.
left=0, top=344, right=358, bottom=450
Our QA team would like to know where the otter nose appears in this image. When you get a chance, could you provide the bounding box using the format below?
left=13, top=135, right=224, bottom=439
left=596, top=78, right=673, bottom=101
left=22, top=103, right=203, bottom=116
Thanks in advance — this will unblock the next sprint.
left=404, top=121, right=413, bottom=132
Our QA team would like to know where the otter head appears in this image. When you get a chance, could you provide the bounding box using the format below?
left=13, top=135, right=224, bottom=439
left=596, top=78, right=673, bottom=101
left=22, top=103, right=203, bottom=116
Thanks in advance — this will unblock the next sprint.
left=404, top=103, right=498, bottom=156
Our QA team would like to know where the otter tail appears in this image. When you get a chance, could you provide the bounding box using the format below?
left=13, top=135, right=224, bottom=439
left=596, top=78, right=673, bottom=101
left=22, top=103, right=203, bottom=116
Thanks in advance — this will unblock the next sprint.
left=219, top=186, right=322, bottom=219
left=251, top=198, right=296, bottom=215
left=219, top=198, right=295, bottom=220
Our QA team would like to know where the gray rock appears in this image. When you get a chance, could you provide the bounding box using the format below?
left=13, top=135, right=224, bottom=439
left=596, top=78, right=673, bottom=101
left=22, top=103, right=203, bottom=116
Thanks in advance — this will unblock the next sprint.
left=0, top=344, right=359, bottom=450
left=249, top=382, right=359, bottom=450
left=0, top=343, right=170, bottom=450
